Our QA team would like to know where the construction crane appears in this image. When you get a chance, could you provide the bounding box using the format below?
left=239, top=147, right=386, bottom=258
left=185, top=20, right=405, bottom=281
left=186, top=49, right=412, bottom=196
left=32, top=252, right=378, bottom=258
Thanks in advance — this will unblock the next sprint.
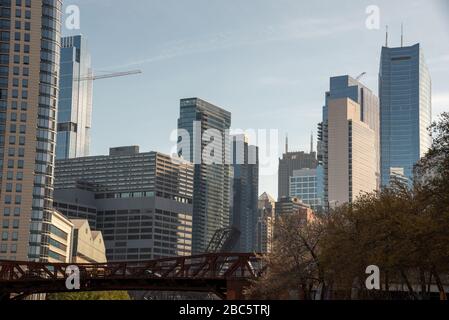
left=76, top=69, right=142, bottom=81
left=355, top=72, right=367, bottom=82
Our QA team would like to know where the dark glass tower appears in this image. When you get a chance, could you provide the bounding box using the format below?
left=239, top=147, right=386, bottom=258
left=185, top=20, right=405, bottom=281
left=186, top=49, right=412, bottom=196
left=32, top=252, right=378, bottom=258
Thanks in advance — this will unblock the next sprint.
left=230, top=135, right=259, bottom=253
left=177, top=98, right=231, bottom=254
left=379, top=44, right=432, bottom=186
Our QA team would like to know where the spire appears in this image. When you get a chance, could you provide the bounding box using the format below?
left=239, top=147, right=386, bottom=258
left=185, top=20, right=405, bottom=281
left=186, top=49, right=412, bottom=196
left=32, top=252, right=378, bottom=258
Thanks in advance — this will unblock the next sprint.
left=401, top=23, right=404, bottom=47
left=385, top=25, right=389, bottom=47
left=310, top=132, right=314, bottom=153
left=285, top=134, right=289, bottom=154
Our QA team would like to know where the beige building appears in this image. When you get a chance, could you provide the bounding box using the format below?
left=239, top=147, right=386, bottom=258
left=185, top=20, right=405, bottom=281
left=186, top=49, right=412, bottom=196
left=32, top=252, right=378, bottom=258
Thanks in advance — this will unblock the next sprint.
left=48, top=210, right=74, bottom=263
left=0, top=1, right=62, bottom=261
left=256, top=193, right=276, bottom=253
left=327, top=98, right=377, bottom=205
left=71, top=220, right=106, bottom=263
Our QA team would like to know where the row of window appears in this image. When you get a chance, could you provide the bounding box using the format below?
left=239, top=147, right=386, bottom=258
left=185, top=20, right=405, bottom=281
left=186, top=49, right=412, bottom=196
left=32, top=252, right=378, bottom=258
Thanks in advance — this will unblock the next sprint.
left=0, top=243, right=18, bottom=254
left=2, top=218, right=19, bottom=228
left=1, top=230, right=19, bottom=241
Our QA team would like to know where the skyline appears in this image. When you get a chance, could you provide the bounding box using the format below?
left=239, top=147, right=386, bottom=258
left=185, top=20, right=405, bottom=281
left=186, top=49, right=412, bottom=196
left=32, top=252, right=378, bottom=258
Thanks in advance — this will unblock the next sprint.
left=62, top=0, right=449, bottom=197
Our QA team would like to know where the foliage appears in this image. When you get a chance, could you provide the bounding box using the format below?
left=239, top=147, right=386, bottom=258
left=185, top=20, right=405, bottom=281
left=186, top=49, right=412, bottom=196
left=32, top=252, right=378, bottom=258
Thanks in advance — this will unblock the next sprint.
left=47, top=291, right=131, bottom=300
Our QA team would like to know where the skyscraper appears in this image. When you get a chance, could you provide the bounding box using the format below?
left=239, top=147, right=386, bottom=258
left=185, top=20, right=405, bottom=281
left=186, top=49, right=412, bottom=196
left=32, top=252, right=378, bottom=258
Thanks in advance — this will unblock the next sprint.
left=379, top=43, right=432, bottom=186
left=278, top=139, right=318, bottom=200
left=56, top=35, right=93, bottom=160
left=230, top=135, right=259, bottom=253
left=0, top=0, right=62, bottom=261
left=256, top=192, right=275, bottom=254
left=177, top=98, right=232, bottom=254
left=318, top=75, right=380, bottom=205
left=327, top=98, right=378, bottom=205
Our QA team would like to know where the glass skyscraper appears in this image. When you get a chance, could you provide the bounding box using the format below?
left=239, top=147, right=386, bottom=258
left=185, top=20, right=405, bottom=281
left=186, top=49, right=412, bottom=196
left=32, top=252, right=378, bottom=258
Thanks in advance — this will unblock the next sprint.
left=230, top=135, right=259, bottom=253
left=379, top=44, right=432, bottom=186
left=177, top=98, right=231, bottom=254
left=56, top=35, right=93, bottom=160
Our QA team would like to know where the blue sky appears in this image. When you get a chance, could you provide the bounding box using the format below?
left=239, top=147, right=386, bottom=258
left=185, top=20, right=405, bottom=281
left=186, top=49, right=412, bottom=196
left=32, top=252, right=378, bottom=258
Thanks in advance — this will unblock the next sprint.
left=63, top=0, right=449, bottom=197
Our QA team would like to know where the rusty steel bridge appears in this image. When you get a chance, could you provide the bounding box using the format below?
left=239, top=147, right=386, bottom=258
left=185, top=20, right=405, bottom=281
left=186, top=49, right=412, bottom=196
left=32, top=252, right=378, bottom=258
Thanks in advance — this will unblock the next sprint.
left=0, top=253, right=264, bottom=300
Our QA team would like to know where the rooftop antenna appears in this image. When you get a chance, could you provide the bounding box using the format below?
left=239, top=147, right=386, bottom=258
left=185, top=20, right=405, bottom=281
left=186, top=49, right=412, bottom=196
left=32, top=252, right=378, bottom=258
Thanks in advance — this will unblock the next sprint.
left=385, top=25, right=389, bottom=47
left=285, top=134, right=289, bottom=154
left=401, top=23, right=404, bottom=47
left=310, top=132, right=314, bottom=154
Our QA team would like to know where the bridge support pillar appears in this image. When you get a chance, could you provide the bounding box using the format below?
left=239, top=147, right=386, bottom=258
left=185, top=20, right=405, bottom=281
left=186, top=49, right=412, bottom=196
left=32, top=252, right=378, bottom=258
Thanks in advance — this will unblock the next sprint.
left=226, top=280, right=248, bottom=300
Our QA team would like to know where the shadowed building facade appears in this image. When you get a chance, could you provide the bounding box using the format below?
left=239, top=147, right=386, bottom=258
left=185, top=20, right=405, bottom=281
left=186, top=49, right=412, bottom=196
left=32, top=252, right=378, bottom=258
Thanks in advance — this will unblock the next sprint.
left=54, top=146, right=194, bottom=261
left=278, top=146, right=318, bottom=201
left=230, top=135, right=259, bottom=253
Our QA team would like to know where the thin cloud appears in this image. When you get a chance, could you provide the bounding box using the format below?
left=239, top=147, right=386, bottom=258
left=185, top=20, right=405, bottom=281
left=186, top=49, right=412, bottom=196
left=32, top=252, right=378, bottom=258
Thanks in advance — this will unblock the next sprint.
left=99, top=17, right=361, bottom=70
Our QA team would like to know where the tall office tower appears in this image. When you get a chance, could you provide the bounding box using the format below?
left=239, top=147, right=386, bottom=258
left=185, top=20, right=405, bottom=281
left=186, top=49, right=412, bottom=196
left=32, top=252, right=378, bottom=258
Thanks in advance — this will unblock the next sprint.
left=177, top=98, right=231, bottom=254
left=256, top=192, right=275, bottom=254
left=54, top=146, right=194, bottom=261
left=379, top=44, right=432, bottom=186
left=0, top=0, right=62, bottom=261
left=289, top=166, right=324, bottom=212
left=278, top=139, right=318, bottom=200
left=327, top=98, right=378, bottom=205
left=318, top=75, right=380, bottom=205
left=230, top=135, right=259, bottom=253
left=56, top=35, right=93, bottom=160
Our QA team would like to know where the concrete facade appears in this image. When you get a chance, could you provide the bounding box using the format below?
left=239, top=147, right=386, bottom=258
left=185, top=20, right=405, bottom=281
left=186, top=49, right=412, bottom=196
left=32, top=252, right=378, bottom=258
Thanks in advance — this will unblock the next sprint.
left=327, top=98, right=377, bottom=205
left=71, top=219, right=106, bottom=263
left=54, top=147, right=194, bottom=261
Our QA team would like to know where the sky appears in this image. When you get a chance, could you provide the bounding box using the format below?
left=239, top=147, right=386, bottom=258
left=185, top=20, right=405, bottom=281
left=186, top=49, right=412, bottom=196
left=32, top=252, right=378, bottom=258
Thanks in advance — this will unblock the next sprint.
left=62, top=0, right=449, bottom=198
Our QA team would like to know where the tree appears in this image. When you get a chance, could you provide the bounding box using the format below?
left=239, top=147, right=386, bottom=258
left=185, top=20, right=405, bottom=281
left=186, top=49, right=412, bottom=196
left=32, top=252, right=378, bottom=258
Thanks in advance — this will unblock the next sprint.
left=246, top=213, right=325, bottom=300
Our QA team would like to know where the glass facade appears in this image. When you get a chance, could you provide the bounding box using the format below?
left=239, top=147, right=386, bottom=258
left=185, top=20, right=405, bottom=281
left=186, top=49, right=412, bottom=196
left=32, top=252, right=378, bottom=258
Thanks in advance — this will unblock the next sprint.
left=56, top=35, right=93, bottom=159
left=379, top=44, right=432, bottom=186
left=30, top=0, right=62, bottom=261
left=177, top=98, right=231, bottom=254
left=231, top=135, right=259, bottom=253
left=289, top=166, right=324, bottom=212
